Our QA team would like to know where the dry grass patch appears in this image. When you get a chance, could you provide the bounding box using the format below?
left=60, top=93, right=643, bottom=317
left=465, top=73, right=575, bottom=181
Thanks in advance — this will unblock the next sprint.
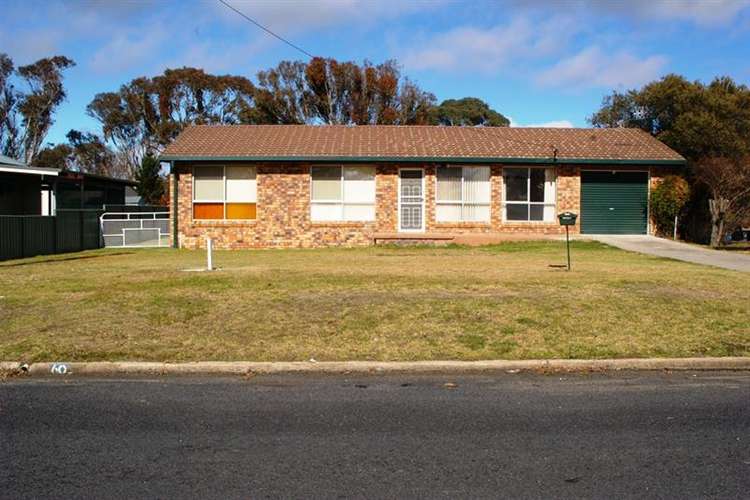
left=0, top=241, right=748, bottom=362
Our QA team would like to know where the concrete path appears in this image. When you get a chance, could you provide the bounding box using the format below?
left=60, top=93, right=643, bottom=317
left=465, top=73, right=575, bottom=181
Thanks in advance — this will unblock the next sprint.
left=589, top=234, right=750, bottom=272
left=3, top=372, right=750, bottom=498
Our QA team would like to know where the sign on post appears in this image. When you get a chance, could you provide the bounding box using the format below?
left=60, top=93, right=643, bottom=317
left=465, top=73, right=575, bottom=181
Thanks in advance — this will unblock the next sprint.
left=558, top=212, right=578, bottom=271
left=558, top=212, right=577, bottom=226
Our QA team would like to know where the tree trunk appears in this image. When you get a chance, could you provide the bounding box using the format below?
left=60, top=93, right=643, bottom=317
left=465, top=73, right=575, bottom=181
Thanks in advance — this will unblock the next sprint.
left=708, top=198, right=728, bottom=247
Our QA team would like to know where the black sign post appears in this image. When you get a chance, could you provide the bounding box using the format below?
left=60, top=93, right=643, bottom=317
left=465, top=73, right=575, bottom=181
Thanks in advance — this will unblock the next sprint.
left=557, top=212, right=578, bottom=271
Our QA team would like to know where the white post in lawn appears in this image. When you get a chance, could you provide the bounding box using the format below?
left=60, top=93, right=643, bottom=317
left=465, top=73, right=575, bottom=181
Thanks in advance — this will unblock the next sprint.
left=674, top=215, right=678, bottom=240
left=206, top=237, right=213, bottom=271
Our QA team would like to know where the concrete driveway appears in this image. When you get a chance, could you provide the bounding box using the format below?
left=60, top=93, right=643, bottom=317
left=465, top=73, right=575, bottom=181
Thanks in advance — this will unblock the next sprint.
left=589, top=235, right=750, bottom=272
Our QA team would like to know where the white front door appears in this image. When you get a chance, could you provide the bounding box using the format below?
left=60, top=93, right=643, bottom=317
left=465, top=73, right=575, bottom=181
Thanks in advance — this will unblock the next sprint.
left=399, top=168, right=424, bottom=232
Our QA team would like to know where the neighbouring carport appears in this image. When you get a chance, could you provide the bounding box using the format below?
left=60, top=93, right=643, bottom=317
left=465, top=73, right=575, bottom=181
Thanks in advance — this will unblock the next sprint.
left=580, top=171, right=649, bottom=234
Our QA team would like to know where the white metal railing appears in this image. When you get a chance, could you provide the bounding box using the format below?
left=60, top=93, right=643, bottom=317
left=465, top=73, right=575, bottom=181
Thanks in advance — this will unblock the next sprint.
left=100, top=212, right=170, bottom=248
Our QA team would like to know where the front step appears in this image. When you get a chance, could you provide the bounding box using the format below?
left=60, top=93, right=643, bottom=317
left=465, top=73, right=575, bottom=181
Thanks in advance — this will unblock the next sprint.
left=372, top=232, right=455, bottom=245
left=372, top=232, right=564, bottom=246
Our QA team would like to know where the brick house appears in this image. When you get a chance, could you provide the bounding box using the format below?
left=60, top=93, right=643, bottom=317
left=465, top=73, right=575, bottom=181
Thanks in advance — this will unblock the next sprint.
left=160, top=125, right=685, bottom=249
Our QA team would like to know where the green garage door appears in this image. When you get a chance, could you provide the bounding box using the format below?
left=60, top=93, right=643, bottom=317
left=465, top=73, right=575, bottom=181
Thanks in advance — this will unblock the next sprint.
left=581, top=171, right=648, bottom=234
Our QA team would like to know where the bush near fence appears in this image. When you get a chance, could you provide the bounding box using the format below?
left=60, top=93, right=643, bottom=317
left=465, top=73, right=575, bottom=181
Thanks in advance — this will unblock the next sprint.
left=0, top=209, right=102, bottom=261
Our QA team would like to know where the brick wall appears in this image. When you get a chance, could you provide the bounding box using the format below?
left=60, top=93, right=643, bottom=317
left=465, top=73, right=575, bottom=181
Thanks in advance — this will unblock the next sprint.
left=175, top=163, right=377, bottom=249
left=173, top=162, right=664, bottom=249
left=376, top=164, right=398, bottom=232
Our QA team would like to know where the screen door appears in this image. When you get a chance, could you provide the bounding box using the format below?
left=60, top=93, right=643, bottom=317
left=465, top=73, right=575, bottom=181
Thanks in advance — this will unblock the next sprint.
left=399, top=169, right=424, bottom=231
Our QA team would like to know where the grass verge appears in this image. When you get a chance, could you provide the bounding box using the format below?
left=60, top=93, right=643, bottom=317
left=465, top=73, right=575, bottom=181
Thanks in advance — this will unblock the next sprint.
left=0, top=241, right=748, bottom=362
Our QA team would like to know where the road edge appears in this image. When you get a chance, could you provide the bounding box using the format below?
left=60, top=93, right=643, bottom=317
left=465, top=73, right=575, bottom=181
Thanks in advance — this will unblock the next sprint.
left=2, top=357, right=750, bottom=377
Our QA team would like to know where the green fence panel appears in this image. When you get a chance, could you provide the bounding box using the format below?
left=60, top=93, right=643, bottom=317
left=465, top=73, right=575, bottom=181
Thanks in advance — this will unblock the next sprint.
left=1, top=216, right=57, bottom=260
left=0, top=217, right=25, bottom=260
left=82, top=211, right=101, bottom=249
left=0, top=210, right=103, bottom=261
left=22, top=217, right=56, bottom=258
left=56, top=211, right=82, bottom=253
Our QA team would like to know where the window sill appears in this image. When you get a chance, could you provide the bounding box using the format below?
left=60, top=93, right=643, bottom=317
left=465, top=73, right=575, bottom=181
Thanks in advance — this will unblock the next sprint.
left=501, top=221, right=560, bottom=226
left=191, top=219, right=257, bottom=227
left=310, top=221, right=372, bottom=227
left=433, top=222, right=492, bottom=228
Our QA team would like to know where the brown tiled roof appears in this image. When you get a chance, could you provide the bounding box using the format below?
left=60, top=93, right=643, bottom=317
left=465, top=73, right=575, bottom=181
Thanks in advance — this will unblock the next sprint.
left=161, top=125, right=685, bottom=164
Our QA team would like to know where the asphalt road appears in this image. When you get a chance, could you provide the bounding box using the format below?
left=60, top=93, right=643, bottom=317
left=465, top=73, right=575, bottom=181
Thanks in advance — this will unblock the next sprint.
left=2, top=372, right=749, bottom=499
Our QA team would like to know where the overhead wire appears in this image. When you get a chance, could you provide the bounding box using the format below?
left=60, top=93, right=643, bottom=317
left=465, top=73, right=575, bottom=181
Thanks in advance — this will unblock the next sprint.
left=215, top=0, right=596, bottom=155
left=216, top=0, right=315, bottom=59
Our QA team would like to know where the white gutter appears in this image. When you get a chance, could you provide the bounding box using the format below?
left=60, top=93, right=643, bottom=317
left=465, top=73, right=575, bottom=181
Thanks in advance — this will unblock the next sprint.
left=0, top=164, right=59, bottom=176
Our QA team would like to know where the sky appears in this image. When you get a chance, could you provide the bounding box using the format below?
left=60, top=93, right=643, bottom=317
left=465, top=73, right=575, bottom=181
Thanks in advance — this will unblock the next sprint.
left=2, top=0, right=750, bottom=145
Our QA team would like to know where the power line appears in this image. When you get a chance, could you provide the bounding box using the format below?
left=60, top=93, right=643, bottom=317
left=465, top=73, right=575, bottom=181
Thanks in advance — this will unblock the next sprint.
left=217, top=0, right=334, bottom=121
left=217, top=0, right=315, bottom=59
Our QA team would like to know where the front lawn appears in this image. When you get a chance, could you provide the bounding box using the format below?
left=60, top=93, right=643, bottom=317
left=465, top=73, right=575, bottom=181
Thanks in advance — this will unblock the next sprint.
left=0, top=241, right=747, bottom=362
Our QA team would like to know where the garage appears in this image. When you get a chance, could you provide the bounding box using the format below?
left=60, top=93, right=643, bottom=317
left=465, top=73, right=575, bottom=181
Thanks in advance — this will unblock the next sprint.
left=581, top=171, right=649, bottom=234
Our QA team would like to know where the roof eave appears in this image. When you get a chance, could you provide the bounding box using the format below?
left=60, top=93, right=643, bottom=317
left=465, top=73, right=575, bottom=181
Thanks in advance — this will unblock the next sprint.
left=57, top=171, right=137, bottom=185
left=0, top=164, right=60, bottom=176
left=159, top=154, right=687, bottom=166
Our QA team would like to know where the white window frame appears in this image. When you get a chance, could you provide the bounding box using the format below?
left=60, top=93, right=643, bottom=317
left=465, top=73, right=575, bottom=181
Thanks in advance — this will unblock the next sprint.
left=310, top=165, right=375, bottom=222
left=502, top=166, right=556, bottom=223
left=192, top=165, right=257, bottom=221
left=435, top=165, right=491, bottom=223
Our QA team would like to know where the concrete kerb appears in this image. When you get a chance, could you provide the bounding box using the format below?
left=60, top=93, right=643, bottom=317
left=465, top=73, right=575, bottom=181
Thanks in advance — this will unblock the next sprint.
left=2, top=357, right=750, bottom=378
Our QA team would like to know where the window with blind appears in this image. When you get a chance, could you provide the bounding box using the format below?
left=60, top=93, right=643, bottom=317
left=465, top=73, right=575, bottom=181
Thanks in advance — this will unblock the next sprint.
left=193, top=165, right=257, bottom=220
left=311, top=165, right=375, bottom=221
left=503, top=167, right=556, bottom=222
left=435, top=166, right=491, bottom=222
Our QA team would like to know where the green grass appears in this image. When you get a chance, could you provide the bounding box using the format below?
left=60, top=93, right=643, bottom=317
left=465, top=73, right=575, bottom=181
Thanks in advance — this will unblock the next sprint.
left=0, top=241, right=748, bottom=362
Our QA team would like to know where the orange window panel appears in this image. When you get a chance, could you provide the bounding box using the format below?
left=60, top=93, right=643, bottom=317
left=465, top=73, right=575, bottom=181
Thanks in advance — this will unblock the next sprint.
left=193, top=203, right=224, bottom=219
left=226, top=203, right=256, bottom=220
